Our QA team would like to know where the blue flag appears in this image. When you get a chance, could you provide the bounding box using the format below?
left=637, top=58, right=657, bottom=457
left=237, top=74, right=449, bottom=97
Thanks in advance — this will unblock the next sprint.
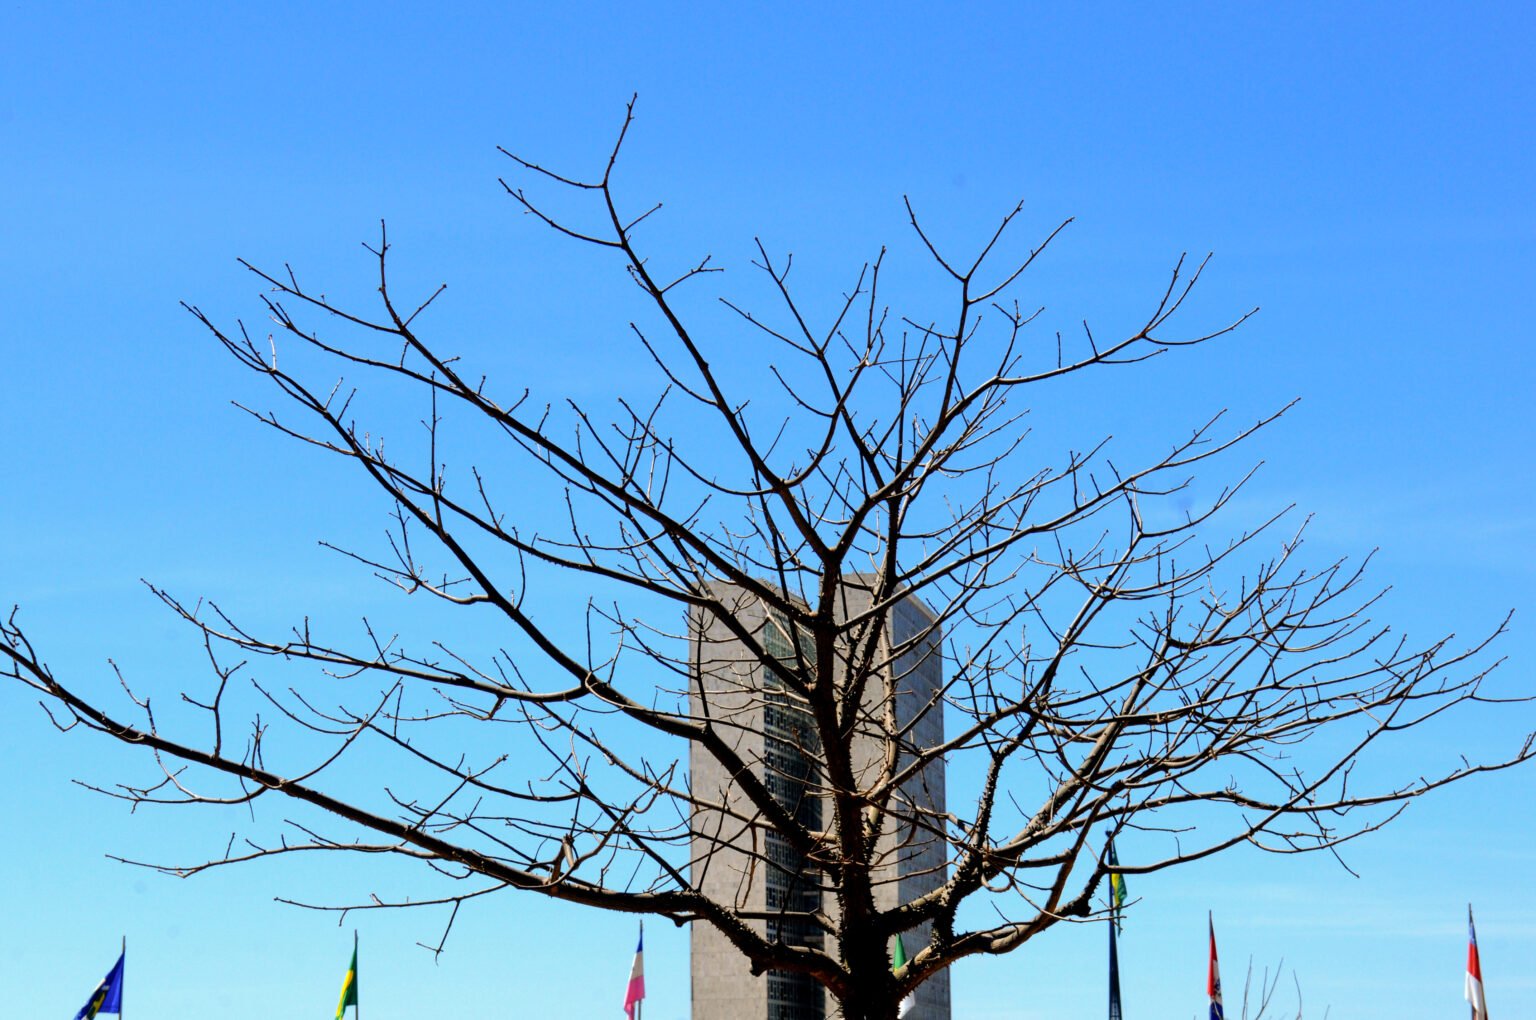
left=74, top=951, right=124, bottom=1019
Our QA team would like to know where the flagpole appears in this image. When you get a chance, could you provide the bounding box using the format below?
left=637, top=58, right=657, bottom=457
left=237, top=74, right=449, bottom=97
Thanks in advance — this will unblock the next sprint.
left=354, top=931, right=361, bottom=1020
left=1107, top=919, right=1121, bottom=1020
left=1106, top=837, right=1124, bottom=1020
left=121, top=935, right=126, bottom=1020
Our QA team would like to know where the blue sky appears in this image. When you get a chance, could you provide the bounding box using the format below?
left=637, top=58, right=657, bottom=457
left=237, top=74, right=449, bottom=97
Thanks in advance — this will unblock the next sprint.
left=2, top=3, right=1533, bottom=1018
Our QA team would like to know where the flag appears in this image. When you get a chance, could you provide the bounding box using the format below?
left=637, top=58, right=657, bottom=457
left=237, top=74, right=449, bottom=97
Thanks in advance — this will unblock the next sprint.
left=1108, top=839, right=1127, bottom=1019
left=892, top=934, right=916, bottom=1018
left=1207, top=915, right=1224, bottom=1020
left=623, top=923, right=645, bottom=1020
left=1465, top=906, right=1487, bottom=1020
left=1107, top=840, right=1128, bottom=933
left=73, top=951, right=124, bottom=1020
left=1108, top=919, right=1123, bottom=1020
left=335, top=936, right=359, bottom=1019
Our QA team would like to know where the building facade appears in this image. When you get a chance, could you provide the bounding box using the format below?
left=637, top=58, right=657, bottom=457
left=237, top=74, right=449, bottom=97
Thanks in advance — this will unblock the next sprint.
left=689, top=578, right=950, bottom=1020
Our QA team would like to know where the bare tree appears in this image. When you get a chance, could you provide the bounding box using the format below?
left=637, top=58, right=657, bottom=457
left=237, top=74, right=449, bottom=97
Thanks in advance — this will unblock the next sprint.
left=1210, top=960, right=1319, bottom=1020
left=1237, top=962, right=1315, bottom=1020
left=4, top=99, right=1530, bottom=1020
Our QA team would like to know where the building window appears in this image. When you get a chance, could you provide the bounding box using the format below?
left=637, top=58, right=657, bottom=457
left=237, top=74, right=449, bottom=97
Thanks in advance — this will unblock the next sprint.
left=763, top=614, right=824, bottom=1020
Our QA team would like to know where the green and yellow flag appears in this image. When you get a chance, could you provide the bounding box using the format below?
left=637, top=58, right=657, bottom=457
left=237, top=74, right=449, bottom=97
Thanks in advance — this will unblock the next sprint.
left=892, top=935, right=915, bottom=1017
left=335, top=937, right=358, bottom=1019
left=1107, top=839, right=1128, bottom=933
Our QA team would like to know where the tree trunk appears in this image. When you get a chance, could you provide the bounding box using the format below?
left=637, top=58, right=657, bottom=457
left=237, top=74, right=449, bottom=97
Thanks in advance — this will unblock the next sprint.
left=834, top=989, right=900, bottom=1020
left=834, top=957, right=903, bottom=1020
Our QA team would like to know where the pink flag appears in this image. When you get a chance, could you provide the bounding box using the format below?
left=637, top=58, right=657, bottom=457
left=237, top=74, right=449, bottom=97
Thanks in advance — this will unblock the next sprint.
left=1465, top=906, right=1487, bottom=1020
left=623, top=925, right=645, bottom=1019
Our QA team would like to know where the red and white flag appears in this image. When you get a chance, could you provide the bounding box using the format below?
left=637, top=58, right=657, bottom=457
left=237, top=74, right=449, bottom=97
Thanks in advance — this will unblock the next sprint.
left=1465, top=906, right=1487, bottom=1020
left=1208, top=914, right=1225, bottom=1020
left=624, top=923, right=646, bottom=1019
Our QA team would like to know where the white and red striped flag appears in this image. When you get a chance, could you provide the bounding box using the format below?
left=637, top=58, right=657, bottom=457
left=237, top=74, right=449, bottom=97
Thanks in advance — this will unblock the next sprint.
left=624, top=923, right=646, bottom=1020
left=1465, top=906, right=1487, bottom=1020
left=1207, top=914, right=1225, bottom=1020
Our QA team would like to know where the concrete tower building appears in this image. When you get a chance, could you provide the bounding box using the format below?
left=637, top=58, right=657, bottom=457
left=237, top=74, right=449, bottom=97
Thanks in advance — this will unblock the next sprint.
left=689, top=578, right=951, bottom=1020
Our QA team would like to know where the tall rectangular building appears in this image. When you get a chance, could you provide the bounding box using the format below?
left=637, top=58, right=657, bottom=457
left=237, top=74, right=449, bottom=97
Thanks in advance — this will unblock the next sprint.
left=689, top=577, right=950, bottom=1020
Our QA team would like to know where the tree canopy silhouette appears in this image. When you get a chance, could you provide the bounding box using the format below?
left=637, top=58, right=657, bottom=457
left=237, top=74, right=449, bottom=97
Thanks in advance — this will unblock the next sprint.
left=4, top=100, right=1529, bottom=1020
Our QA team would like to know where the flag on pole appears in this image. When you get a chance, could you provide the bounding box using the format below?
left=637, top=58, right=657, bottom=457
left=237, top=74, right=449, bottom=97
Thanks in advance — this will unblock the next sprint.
left=892, top=934, right=916, bottom=1018
left=335, top=935, right=359, bottom=1019
left=1207, top=914, right=1224, bottom=1020
left=73, top=951, right=124, bottom=1020
left=623, top=923, right=645, bottom=1020
left=1465, top=906, right=1487, bottom=1020
left=1107, top=840, right=1128, bottom=934
left=1107, top=838, right=1126, bottom=1019
left=1108, top=918, right=1123, bottom=1020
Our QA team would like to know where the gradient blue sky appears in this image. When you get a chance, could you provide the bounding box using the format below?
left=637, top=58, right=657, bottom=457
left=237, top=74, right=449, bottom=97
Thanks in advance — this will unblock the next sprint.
left=2, top=4, right=1533, bottom=1018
